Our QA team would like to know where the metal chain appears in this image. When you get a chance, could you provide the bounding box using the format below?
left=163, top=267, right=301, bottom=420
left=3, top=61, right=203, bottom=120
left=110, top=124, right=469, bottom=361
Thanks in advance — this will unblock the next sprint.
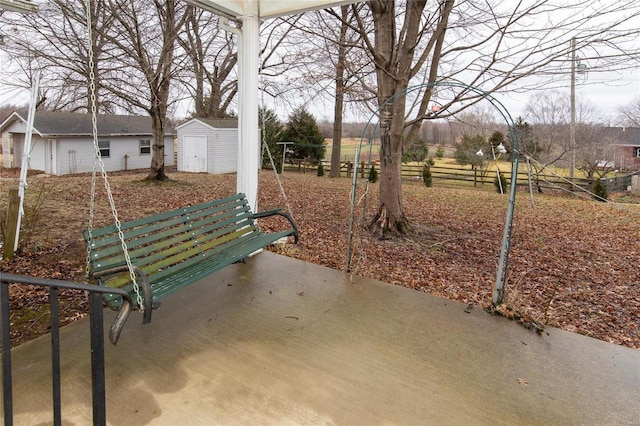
left=85, top=149, right=97, bottom=279
left=262, top=138, right=295, bottom=221
left=84, top=0, right=144, bottom=311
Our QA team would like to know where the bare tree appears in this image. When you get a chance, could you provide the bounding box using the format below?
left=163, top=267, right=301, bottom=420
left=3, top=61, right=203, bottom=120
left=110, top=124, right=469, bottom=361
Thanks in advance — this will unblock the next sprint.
left=617, top=96, right=640, bottom=127
left=176, top=9, right=237, bottom=118
left=344, top=0, right=640, bottom=237
left=524, top=91, right=569, bottom=159
left=576, top=124, right=616, bottom=180
left=0, top=0, right=117, bottom=113
left=352, top=0, right=454, bottom=236
left=102, top=0, right=191, bottom=181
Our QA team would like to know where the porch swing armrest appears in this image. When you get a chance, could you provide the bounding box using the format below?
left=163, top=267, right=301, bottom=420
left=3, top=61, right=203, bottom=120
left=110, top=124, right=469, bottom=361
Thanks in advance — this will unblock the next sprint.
left=87, top=265, right=134, bottom=345
left=109, top=296, right=132, bottom=345
left=252, top=208, right=299, bottom=243
left=89, top=265, right=154, bottom=341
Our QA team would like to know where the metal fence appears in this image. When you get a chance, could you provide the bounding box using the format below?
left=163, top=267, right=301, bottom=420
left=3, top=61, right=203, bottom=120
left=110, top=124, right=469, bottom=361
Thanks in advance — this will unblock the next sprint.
left=1, top=273, right=132, bottom=426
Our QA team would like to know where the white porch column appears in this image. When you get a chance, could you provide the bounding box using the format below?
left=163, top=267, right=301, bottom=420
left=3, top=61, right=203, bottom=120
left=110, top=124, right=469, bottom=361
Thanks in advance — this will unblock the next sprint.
left=237, top=7, right=260, bottom=212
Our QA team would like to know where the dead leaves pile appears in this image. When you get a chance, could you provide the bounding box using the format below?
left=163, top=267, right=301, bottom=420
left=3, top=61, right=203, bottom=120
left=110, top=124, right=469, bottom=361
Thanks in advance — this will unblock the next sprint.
left=1, top=169, right=638, bottom=349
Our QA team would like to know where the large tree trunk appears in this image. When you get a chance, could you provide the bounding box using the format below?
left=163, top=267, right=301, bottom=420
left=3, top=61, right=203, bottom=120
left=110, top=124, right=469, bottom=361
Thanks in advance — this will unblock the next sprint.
left=146, top=114, right=168, bottom=181
left=329, top=6, right=349, bottom=178
left=367, top=0, right=413, bottom=237
left=369, top=127, right=409, bottom=238
left=143, top=0, right=183, bottom=181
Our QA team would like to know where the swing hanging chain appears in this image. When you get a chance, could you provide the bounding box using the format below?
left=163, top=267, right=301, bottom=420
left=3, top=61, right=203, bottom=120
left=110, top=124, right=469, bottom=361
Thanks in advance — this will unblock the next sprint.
left=261, top=138, right=295, bottom=221
left=257, top=54, right=295, bottom=222
left=84, top=0, right=144, bottom=311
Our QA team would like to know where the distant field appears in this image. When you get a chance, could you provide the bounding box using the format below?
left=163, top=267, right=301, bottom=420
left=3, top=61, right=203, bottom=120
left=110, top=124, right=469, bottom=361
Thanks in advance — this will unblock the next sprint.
left=323, top=139, right=607, bottom=179
left=324, top=138, right=375, bottom=162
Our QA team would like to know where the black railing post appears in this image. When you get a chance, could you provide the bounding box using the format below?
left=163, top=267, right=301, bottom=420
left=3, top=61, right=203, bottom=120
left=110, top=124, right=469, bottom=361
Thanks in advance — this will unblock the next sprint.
left=1, top=281, right=14, bottom=426
left=49, top=287, right=62, bottom=426
left=89, top=291, right=107, bottom=426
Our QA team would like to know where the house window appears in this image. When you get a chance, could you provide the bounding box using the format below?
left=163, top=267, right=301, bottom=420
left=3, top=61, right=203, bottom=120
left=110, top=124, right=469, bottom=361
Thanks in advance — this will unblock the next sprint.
left=140, top=139, right=151, bottom=155
left=635, top=147, right=640, bottom=158
left=98, top=140, right=110, bottom=158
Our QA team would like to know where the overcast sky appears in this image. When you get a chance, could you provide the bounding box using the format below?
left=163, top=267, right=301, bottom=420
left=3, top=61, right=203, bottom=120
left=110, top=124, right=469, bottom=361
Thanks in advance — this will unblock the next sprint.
left=2, top=1, right=638, bottom=126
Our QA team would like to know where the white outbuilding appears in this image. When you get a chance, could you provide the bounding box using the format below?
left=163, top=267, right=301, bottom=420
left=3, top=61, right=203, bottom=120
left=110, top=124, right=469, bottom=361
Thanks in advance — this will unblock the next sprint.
left=176, top=118, right=238, bottom=174
left=0, top=111, right=175, bottom=175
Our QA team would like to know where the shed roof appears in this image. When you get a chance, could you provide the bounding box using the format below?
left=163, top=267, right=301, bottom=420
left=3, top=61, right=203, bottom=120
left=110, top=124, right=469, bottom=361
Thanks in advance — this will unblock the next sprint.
left=0, top=111, right=175, bottom=137
left=176, top=117, right=238, bottom=131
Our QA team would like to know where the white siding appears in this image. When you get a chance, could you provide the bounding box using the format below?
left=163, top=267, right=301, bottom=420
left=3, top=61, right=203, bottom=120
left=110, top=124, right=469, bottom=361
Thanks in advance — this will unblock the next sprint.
left=27, top=137, right=48, bottom=173
left=58, top=138, right=95, bottom=174
left=55, top=136, right=175, bottom=175
left=211, top=129, right=238, bottom=174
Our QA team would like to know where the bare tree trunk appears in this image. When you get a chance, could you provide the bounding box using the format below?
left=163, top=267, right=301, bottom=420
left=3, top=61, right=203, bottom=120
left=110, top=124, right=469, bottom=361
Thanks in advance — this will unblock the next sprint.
left=329, top=6, right=349, bottom=178
left=370, top=127, right=409, bottom=237
left=100, top=0, right=189, bottom=181
left=147, top=114, right=168, bottom=180
left=366, top=0, right=426, bottom=236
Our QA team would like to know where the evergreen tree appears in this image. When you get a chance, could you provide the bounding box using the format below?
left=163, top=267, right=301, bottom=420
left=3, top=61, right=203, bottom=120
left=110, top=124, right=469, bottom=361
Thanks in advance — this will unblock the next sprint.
left=454, top=134, right=488, bottom=170
left=368, top=165, right=379, bottom=183
left=592, top=178, right=608, bottom=202
left=422, top=164, right=433, bottom=187
left=282, top=107, right=326, bottom=164
left=402, top=136, right=428, bottom=163
left=454, top=134, right=489, bottom=187
left=514, top=117, right=540, bottom=159
left=488, top=131, right=506, bottom=153
left=260, top=107, right=284, bottom=170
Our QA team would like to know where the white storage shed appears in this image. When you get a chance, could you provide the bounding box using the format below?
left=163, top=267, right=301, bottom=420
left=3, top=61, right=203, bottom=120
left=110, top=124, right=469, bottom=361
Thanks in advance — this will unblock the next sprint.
left=176, top=118, right=238, bottom=174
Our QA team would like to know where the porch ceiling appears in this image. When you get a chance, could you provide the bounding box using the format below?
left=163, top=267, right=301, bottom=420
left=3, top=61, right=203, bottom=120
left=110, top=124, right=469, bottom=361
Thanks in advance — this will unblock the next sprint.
left=184, top=0, right=359, bottom=19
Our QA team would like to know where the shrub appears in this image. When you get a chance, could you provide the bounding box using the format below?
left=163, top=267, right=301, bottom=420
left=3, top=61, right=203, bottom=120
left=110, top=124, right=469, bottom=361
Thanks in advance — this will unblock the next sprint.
left=402, top=139, right=428, bottom=163
left=368, top=165, right=379, bottom=183
left=436, top=145, right=445, bottom=159
left=494, top=173, right=508, bottom=194
left=592, top=178, right=608, bottom=202
left=317, top=163, right=324, bottom=177
left=422, top=164, right=433, bottom=187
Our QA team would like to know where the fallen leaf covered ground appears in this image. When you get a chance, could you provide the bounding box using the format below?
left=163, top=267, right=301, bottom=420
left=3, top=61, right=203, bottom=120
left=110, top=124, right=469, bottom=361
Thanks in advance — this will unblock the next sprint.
left=1, top=168, right=639, bottom=349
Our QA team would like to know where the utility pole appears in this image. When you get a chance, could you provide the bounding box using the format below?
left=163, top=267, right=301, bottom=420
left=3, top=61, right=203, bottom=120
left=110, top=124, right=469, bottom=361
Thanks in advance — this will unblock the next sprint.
left=570, top=37, right=576, bottom=181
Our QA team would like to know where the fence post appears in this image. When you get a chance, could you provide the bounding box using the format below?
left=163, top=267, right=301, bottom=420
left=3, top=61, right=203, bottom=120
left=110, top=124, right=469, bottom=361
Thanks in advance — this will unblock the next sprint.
left=632, top=175, right=640, bottom=194
left=3, top=188, right=20, bottom=260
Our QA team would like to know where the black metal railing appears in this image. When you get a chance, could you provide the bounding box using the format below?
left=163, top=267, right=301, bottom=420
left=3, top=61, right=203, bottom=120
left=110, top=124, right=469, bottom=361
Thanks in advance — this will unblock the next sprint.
left=1, top=272, right=132, bottom=426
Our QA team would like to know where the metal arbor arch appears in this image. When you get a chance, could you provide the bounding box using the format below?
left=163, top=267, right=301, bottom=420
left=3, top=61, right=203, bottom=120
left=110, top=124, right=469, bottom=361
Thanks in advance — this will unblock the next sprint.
left=346, top=81, right=521, bottom=306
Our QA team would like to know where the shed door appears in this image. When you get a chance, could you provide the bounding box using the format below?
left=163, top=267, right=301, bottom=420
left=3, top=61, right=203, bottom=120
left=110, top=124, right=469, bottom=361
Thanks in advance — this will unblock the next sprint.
left=45, top=139, right=56, bottom=175
left=183, top=135, right=207, bottom=173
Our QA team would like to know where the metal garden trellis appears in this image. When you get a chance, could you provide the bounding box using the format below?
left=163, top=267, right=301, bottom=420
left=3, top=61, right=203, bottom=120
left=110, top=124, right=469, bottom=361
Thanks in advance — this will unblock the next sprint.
left=346, top=81, right=521, bottom=306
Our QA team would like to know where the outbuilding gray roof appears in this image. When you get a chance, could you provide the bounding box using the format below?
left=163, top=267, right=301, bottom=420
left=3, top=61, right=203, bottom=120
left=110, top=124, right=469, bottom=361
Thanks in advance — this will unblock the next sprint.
left=2, top=111, right=174, bottom=136
left=176, top=117, right=238, bottom=130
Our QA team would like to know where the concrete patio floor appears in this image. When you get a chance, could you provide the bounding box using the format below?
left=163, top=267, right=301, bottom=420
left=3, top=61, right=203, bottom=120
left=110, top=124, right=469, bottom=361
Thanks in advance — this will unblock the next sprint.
left=3, top=252, right=639, bottom=425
